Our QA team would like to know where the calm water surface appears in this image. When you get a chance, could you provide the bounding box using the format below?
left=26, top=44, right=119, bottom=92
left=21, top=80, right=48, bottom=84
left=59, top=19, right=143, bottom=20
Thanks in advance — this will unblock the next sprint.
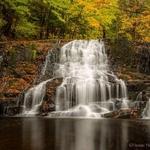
left=0, top=118, right=150, bottom=150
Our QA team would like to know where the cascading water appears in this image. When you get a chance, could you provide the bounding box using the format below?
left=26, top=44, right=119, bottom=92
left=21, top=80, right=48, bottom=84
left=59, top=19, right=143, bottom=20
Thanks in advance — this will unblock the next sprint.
left=22, top=43, right=60, bottom=116
left=50, top=40, right=128, bottom=117
left=23, top=78, right=55, bottom=115
left=23, top=40, right=128, bottom=117
left=142, top=99, right=150, bottom=119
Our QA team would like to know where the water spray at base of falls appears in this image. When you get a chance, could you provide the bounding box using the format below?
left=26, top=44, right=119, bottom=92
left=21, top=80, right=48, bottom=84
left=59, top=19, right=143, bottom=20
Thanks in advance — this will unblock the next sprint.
left=23, top=40, right=129, bottom=117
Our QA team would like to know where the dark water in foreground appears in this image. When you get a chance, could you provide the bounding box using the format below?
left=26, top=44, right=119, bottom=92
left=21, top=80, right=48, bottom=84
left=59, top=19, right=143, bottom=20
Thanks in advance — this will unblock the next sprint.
left=0, top=118, right=150, bottom=150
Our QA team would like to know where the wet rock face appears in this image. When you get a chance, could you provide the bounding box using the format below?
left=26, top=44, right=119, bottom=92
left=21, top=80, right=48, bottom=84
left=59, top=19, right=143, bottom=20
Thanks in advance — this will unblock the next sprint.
left=135, top=43, right=150, bottom=74
left=127, top=79, right=150, bottom=100
left=0, top=101, right=6, bottom=116
left=0, top=55, right=3, bottom=66
left=38, top=47, right=61, bottom=82
left=0, top=99, right=20, bottom=116
left=127, top=81, right=146, bottom=92
left=40, top=78, right=62, bottom=114
left=103, top=108, right=142, bottom=119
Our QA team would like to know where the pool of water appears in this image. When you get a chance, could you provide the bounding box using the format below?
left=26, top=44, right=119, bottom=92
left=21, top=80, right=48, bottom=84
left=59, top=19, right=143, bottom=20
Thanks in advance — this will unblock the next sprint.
left=0, top=118, right=150, bottom=150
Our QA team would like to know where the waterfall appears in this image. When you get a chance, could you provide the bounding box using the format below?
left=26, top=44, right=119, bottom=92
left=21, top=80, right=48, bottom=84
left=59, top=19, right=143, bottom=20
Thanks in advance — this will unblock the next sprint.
left=142, top=99, right=150, bottom=118
left=22, top=40, right=128, bottom=117
left=23, top=78, right=55, bottom=115
left=51, top=40, right=128, bottom=117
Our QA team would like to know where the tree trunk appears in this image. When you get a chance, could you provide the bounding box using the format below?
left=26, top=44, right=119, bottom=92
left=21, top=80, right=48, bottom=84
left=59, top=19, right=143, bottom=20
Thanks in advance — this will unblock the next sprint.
left=102, top=27, right=106, bottom=39
left=0, top=5, right=14, bottom=38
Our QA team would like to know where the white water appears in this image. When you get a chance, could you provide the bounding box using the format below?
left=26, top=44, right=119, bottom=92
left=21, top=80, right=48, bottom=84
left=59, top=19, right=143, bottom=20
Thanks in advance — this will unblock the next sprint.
left=142, top=99, right=150, bottom=119
left=50, top=40, right=128, bottom=117
left=23, top=40, right=128, bottom=117
left=23, top=78, right=55, bottom=115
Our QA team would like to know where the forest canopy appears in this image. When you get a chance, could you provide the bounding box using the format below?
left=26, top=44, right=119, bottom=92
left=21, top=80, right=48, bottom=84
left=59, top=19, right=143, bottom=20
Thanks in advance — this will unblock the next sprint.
left=0, top=0, right=149, bottom=42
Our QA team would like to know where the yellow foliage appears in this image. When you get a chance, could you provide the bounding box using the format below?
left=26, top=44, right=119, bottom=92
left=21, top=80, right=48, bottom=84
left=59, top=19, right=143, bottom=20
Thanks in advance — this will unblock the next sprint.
left=118, top=0, right=150, bottom=41
left=88, top=17, right=100, bottom=28
left=83, top=3, right=95, bottom=12
left=144, top=37, right=150, bottom=42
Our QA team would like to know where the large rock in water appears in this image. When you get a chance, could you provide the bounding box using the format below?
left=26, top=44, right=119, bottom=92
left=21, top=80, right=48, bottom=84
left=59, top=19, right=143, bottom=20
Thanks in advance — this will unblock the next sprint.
left=40, top=78, right=62, bottom=114
left=102, top=108, right=141, bottom=119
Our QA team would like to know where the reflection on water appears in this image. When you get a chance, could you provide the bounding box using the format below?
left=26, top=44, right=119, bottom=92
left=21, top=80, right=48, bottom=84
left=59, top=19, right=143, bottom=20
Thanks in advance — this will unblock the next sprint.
left=23, top=118, right=44, bottom=150
left=121, top=121, right=128, bottom=150
left=0, top=118, right=150, bottom=150
left=55, top=119, right=130, bottom=150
